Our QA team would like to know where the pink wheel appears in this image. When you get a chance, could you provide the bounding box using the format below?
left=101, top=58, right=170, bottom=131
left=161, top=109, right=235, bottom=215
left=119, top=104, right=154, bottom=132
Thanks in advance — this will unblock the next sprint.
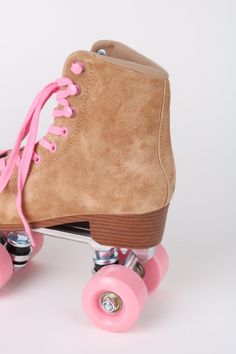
left=0, top=244, right=13, bottom=288
left=82, top=264, right=148, bottom=332
left=31, top=232, right=44, bottom=258
left=143, top=244, right=169, bottom=293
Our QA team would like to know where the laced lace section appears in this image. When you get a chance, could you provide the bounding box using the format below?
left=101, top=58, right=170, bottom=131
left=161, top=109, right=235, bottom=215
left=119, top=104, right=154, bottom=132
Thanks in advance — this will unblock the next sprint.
left=0, top=61, right=84, bottom=246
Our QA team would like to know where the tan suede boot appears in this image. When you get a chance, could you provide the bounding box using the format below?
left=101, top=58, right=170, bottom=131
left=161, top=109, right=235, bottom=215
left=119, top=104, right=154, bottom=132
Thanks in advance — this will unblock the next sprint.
left=0, top=40, right=176, bottom=332
left=0, top=40, right=175, bottom=249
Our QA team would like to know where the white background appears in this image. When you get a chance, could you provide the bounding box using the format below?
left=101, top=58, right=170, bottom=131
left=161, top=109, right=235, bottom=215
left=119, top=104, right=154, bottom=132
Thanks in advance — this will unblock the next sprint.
left=0, top=0, right=235, bottom=353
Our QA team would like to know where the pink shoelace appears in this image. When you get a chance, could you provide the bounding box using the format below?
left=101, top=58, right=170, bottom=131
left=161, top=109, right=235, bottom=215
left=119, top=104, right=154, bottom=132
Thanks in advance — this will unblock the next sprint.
left=0, top=61, right=84, bottom=246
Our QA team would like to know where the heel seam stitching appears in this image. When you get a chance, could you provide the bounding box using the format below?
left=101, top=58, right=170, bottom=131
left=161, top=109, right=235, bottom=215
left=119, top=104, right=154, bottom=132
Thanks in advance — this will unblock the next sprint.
left=157, top=79, right=170, bottom=207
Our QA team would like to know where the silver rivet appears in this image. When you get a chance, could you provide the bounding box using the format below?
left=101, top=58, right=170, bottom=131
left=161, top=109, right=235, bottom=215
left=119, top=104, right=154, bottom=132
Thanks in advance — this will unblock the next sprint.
left=96, top=49, right=107, bottom=56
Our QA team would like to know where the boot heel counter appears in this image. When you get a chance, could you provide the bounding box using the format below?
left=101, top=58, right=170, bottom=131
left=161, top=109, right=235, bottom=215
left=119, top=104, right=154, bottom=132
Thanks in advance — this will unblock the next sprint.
left=159, top=79, right=176, bottom=206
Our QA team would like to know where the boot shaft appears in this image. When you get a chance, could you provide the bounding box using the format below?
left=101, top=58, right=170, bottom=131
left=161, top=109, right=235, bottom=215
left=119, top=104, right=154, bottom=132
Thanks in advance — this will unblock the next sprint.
left=53, top=46, right=175, bottom=210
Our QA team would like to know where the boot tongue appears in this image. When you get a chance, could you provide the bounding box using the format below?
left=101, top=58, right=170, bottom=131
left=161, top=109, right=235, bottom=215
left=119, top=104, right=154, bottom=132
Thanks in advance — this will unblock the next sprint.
left=91, top=40, right=133, bottom=60
left=91, top=40, right=168, bottom=75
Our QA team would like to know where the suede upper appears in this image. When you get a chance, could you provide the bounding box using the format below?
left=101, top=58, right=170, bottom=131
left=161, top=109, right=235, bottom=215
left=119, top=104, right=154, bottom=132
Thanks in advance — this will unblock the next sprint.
left=0, top=41, right=175, bottom=228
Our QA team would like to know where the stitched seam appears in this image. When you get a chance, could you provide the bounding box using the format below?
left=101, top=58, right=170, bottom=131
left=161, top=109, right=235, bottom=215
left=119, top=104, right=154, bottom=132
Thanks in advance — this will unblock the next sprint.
left=157, top=79, right=169, bottom=207
left=10, top=55, right=94, bottom=181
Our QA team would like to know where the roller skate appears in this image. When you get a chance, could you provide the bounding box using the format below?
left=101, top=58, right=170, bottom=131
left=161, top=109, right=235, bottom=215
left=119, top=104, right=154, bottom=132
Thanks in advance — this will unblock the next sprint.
left=0, top=40, right=175, bottom=332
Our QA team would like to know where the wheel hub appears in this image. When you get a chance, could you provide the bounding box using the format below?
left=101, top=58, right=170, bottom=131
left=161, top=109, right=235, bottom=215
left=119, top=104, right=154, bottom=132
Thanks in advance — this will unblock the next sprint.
left=100, top=292, right=123, bottom=314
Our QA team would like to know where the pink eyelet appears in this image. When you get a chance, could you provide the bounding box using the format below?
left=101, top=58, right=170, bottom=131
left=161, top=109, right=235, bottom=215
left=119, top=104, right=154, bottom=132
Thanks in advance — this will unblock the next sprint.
left=64, top=106, right=74, bottom=118
left=67, top=84, right=80, bottom=96
left=50, top=143, right=57, bottom=152
left=71, top=61, right=85, bottom=75
left=61, top=127, right=68, bottom=136
left=33, top=154, right=41, bottom=164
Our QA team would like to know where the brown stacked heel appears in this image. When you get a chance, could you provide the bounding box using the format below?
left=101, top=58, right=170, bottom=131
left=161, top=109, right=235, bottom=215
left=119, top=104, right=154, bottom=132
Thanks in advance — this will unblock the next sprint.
left=89, top=206, right=169, bottom=248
